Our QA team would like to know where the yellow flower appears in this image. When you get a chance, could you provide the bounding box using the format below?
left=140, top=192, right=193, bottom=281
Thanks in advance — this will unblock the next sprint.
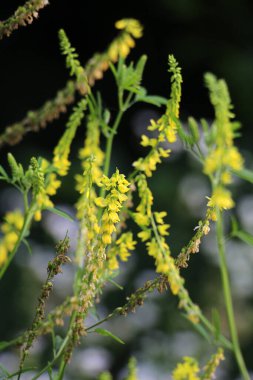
left=220, top=171, right=232, bottom=184
left=0, top=245, right=7, bottom=266
left=53, top=155, right=70, bottom=176
left=34, top=210, right=42, bottom=222
left=108, top=255, right=119, bottom=270
left=2, top=210, right=24, bottom=232
left=224, top=146, right=244, bottom=170
left=95, top=197, right=107, bottom=208
left=0, top=210, right=24, bottom=267
left=46, top=173, right=61, bottom=195
left=102, top=234, right=112, bottom=245
left=158, top=224, right=170, bottom=236
left=115, top=19, right=143, bottom=38
left=207, top=187, right=234, bottom=210
left=116, top=232, right=136, bottom=262
left=154, top=211, right=167, bottom=224
left=137, top=229, right=151, bottom=242
left=97, top=170, right=130, bottom=247
left=165, top=126, right=177, bottom=143
left=134, top=212, right=150, bottom=227
left=4, top=232, right=18, bottom=251
left=203, top=148, right=222, bottom=175
left=172, top=357, right=200, bottom=380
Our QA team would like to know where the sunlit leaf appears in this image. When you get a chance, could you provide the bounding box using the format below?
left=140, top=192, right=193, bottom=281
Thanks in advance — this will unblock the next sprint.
left=94, top=328, right=125, bottom=344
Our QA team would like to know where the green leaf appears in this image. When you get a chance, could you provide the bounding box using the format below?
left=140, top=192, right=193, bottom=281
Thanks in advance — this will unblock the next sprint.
left=108, top=278, right=123, bottom=290
left=192, top=321, right=212, bottom=343
left=136, top=94, right=168, bottom=107
left=188, top=116, right=200, bottom=143
left=23, top=238, right=32, bottom=255
left=46, top=207, right=74, bottom=222
left=0, top=165, right=8, bottom=179
left=178, top=123, right=195, bottom=146
left=6, top=367, right=36, bottom=379
left=94, top=328, right=125, bottom=344
left=231, top=230, right=253, bottom=247
left=55, top=335, right=64, bottom=353
left=232, top=168, right=253, bottom=184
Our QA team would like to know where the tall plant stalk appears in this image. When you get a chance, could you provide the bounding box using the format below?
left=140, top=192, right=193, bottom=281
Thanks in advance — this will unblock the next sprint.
left=216, top=210, right=250, bottom=380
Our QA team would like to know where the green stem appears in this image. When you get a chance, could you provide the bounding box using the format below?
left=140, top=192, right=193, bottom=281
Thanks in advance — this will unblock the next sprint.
left=31, top=334, right=70, bottom=380
left=216, top=210, right=250, bottom=380
left=103, top=110, right=123, bottom=179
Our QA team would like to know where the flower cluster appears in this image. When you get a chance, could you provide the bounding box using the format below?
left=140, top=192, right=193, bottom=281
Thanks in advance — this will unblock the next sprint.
left=53, top=99, right=87, bottom=176
left=0, top=210, right=24, bottom=266
left=172, top=348, right=224, bottom=380
left=0, top=0, right=49, bottom=40
left=76, top=113, right=104, bottom=192
left=58, top=29, right=89, bottom=95
left=133, top=174, right=200, bottom=322
left=30, top=157, right=54, bottom=221
left=133, top=55, right=182, bottom=177
left=95, top=169, right=130, bottom=245
left=202, top=348, right=224, bottom=380
left=204, top=73, right=244, bottom=212
left=107, top=232, right=136, bottom=270
left=108, top=19, right=143, bottom=62
left=133, top=174, right=153, bottom=233
left=176, top=217, right=210, bottom=268
left=172, top=357, right=200, bottom=380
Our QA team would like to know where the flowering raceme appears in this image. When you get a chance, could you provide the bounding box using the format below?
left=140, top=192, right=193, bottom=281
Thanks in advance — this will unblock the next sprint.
left=133, top=55, right=182, bottom=177
left=96, top=169, right=130, bottom=245
left=108, top=19, right=143, bottom=61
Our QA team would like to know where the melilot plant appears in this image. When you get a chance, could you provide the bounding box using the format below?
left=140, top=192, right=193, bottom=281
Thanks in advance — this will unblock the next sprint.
left=0, top=3, right=253, bottom=380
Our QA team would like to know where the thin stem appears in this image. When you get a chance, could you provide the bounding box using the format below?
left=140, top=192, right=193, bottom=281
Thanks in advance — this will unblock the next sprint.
left=31, top=334, right=70, bottom=380
left=103, top=110, right=124, bottom=179
left=216, top=210, right=250, bottom=380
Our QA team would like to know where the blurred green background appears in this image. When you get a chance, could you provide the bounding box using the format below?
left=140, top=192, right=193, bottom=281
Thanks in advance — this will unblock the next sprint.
left=1, top=1, right=253, bottom=379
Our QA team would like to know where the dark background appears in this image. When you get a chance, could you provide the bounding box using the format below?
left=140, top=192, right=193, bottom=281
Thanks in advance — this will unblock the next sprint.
left=1, top=1, right=253, bottom=379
